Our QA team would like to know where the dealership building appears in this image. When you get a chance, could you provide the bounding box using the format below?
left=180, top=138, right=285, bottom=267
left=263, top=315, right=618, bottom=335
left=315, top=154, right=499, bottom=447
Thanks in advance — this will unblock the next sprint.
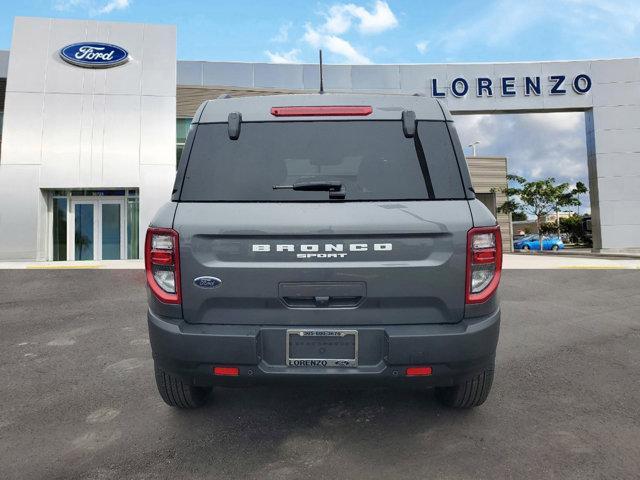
left=0, top=16, right=638, bottom=261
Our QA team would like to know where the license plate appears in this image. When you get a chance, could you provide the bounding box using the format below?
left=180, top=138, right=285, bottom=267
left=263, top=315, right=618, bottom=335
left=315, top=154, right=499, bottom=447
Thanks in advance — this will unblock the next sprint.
left=286, top=329, right=358, bottom=368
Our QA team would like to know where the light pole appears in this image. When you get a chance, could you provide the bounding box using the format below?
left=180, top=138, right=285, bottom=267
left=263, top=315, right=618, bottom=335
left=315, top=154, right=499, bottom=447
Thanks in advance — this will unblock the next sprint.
left=468, top=141, right=480, bottom=156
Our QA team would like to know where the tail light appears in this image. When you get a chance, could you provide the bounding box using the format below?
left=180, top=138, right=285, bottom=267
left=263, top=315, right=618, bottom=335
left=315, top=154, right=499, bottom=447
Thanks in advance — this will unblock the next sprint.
left=145, top=227, right=181, bottom=304
left=466, top=225, right=502, bottom=304
left=270, top=106, right=372, bottom=117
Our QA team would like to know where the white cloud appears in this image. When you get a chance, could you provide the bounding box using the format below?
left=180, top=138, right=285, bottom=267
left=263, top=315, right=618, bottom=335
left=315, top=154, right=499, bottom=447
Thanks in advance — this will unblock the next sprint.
left=323, top=1, right=398, bottom=35
left=429, top=0, right=640, bottom=60
left=54, top=0, right=130, bottom=15
left=416, top=40, right=429, bottom=54
left=323, top=5, right=353, bottom=35
left=527, top=111, right=582, bottom=132
left=564, top=0, right=640, bottom=36
left=264, top=48, right=301, bottom=64
left=435, top=2, right=532, bottom=55
left=454, top=112, right=591, bottom=213
left=263, top=2, right=397, bottom=65
left=271, top=22, right=292, bottom=43
left=98, top=0, right=129, bottom=14
left=54, top=0, right=82, bottom=10
left=303, top=24, right=372, bottom=64
left=298, top=2, right=397, bottom=64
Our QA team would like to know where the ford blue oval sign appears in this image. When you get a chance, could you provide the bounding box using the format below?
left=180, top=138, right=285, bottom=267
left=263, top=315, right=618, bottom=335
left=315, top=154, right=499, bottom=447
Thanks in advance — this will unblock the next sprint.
left=59, top=42, right=129, bottom=68
left=193, top=276, right=223, bottom=289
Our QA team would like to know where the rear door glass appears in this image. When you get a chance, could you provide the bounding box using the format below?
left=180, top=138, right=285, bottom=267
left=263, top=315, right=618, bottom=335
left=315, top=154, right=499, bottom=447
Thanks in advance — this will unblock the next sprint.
left=179, top=121, right=465, bottom=201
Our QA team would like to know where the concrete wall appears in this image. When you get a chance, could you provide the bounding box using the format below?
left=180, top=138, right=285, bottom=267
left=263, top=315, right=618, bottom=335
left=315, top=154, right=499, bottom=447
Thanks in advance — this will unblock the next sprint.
left=176, top=85, right=295, bottom=118
left=0, top=18, right=176, bottom=260
left=178, top=59, right=640, bottom=253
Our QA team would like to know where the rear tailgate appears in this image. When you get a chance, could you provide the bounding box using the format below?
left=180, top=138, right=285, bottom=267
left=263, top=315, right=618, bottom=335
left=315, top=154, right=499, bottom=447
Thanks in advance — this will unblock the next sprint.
left=175, top=201, right=471, bottom=326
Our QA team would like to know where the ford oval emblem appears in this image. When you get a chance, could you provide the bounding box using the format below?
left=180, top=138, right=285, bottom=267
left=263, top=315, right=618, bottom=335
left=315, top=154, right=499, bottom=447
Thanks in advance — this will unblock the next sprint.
left=59, top=42, right=129, bottom=68
left=193, top=276, right=222, bottom=289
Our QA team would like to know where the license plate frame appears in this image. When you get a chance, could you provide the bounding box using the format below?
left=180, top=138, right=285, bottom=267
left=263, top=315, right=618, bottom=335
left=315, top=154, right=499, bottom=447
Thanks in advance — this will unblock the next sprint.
left=286, top=329, right=358, bottom=368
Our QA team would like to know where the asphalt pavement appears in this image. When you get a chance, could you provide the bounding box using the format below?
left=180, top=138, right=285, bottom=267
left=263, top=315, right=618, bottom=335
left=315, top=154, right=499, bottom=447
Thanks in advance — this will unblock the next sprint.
left=0, top=269, right=639, bottom=480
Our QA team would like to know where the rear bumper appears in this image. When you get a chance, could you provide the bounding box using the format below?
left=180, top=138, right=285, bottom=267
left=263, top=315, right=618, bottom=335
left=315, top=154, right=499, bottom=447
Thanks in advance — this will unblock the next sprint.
left=148, top=309, right=500, bottom=387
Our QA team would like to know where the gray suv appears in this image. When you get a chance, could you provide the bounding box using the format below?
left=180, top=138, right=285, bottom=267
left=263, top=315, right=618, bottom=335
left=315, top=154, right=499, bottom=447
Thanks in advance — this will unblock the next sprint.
left=146, top=94, right=502, bottom=409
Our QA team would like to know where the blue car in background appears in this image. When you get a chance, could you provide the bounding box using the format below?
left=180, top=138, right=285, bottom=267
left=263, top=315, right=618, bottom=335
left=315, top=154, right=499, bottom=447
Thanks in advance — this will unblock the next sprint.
left=514, top=235, right=564, bottom=251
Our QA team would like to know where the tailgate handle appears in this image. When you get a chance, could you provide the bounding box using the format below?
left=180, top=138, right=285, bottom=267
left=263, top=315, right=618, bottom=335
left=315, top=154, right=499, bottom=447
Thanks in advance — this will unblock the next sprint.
left=279, top=282, right=366, bottom=309
left=314, top=296, right=330, bottom=307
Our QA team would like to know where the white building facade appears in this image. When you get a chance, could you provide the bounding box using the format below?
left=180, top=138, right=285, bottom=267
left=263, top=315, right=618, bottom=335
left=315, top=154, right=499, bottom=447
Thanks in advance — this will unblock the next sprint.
left=0, top=16, right=639, bottom=261
left=0, top=17, right=176, bottom=261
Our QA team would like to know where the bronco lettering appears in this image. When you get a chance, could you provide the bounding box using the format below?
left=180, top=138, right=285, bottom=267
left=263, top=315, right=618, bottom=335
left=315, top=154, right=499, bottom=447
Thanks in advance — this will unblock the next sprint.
left=252, top=243, right=393, bottom=253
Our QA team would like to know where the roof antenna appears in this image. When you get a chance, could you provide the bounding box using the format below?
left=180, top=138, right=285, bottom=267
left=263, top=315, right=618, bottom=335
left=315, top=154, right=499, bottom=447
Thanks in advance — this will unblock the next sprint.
left=319, top=49, right=324, bottom=94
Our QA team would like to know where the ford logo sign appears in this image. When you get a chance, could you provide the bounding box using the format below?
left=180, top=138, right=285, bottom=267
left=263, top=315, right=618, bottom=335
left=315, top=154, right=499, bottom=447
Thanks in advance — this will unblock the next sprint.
left=193, top=276, right=222, bottom=289
left=59, top=42, right=129, bottom=68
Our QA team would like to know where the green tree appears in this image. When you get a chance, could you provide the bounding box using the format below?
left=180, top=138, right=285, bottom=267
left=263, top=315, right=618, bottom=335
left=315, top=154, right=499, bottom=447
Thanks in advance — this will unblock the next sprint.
left=498, top=175, right=587, bottom=250
left=511, top=211, right=527, bottom=222
left=539, top=222, right=557, bottom=235
left=559, top=214, right=586, bottom=244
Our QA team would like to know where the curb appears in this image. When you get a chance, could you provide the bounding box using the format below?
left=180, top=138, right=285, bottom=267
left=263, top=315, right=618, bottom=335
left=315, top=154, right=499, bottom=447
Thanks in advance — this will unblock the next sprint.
left=513, top=250, right=640, bottom=261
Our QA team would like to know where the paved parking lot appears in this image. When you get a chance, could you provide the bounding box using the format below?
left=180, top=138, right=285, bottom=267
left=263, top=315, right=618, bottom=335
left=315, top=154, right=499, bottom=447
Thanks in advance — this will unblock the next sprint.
left=1, top=269, right=639, bottom=480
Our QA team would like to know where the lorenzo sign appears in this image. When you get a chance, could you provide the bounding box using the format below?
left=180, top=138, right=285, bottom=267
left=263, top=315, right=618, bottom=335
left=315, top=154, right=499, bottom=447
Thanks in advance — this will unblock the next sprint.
left=59, top=42, right=129, bottom=68
left=431, top=74, right=592, bottom=98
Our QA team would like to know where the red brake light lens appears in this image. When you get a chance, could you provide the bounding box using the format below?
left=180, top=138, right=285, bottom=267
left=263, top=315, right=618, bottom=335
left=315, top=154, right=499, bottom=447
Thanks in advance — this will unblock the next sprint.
left=145, top=227, right=181, bottom=305
left=466, top=225, right=502, bottom=304
left=270, top=106, right=373, bottom=117
left=405, top=366, right=433, bottom=377
left=214, top=366, right=239, bottom=376
left=150, top=250, right=174, bottom=265
left=472, top=249, right=496, bottom=264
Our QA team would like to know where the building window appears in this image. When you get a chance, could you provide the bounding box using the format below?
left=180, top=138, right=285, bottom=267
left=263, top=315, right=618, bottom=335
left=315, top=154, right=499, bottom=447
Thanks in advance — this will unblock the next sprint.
left=176, top=117, right=192, bottom=167
left=70, top=189, right=126, bottom=196
left=74, top=203, right=95, bottom=261
left=52, top=197, right=67, bottom=261
left=127, top=194, right=139, bottom=260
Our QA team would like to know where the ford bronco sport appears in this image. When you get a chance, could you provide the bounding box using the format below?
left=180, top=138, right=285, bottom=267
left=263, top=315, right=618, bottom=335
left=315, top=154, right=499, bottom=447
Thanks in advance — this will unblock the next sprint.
left=146, top=94, right=502, bottom=409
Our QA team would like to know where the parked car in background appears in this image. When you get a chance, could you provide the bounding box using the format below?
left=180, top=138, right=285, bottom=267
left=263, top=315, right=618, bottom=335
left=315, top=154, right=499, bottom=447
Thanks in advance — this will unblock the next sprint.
left=514, top=235, right=564, bottom=251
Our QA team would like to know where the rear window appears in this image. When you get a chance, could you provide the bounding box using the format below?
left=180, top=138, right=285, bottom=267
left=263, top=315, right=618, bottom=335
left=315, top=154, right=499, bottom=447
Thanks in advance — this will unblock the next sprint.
left=179, top=121, right=465, bottom=202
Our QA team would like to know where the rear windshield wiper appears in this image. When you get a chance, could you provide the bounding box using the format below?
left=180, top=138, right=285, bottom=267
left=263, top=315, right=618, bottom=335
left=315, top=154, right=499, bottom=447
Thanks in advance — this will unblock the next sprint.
left=273, top=181, right=346, bottom=199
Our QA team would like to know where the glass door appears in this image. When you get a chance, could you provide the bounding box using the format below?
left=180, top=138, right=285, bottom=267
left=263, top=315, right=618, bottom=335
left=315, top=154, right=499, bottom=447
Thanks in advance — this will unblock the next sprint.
left=69, top=198, right=126, bottom=260
left=50, top=191, right=139, bottom=262
left=99, top=200, right=126, bottom=260
left=71, top=200, right=97, bottom=261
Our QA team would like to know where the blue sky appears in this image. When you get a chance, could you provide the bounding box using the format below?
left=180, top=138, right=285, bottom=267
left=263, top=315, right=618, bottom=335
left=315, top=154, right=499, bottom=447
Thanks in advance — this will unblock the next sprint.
left=2, top=0, right=639, bottom=214
left=1, top=0, right=639, bottom=63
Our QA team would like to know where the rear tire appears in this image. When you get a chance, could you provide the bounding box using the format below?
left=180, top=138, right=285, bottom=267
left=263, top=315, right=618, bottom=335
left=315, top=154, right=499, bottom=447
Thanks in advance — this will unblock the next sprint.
left=522, top=244, right=530, bottom=251
left=435, top=367, right=494, bottom=409
left=552, top=245, right=559, bottom=251
left=154, top=364, right=211, bottom=409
